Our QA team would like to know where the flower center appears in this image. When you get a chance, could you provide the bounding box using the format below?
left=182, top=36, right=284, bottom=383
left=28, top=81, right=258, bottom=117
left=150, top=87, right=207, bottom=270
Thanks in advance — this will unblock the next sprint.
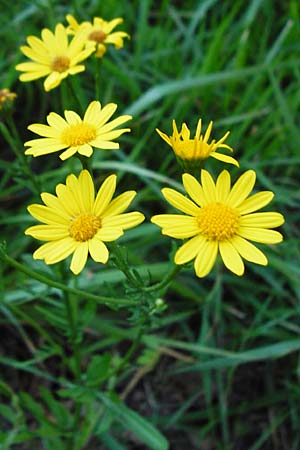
left=174, top=139, right=211, bottom=160
left=61, top=123, right=97, bottom=147
left=69, top=213, right=101, bottom=241
left=197, top=203, right=239, bottom=241
left=51, top=56, right=70, bottom=73
left=89, top=30, right=107, bottom=43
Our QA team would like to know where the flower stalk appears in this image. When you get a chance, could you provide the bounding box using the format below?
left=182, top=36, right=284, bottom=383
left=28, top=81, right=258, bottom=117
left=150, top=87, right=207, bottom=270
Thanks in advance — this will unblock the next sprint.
left=1, top=249, right=136, bottom=307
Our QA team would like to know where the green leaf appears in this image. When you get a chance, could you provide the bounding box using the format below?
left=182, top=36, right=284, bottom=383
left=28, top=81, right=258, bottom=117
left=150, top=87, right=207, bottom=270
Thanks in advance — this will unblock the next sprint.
left=86, top=354, right=112, bottom=388
left=98, top=393, right=169, bottom=450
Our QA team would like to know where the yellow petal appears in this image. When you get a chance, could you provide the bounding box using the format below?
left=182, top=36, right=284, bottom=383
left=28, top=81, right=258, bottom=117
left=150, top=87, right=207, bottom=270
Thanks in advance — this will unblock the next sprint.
left=95, top=227, right=123, bottom=241
left=89, top=238, right=109, bottom=263
left=211, top=152, right=239, bottom=167
left=102, top=191, right=136, bottom=217
left=162, top=188, right=200, bottom=216
left=231, top=236, right=268, bottom=266
left=216, top=170, right=231, bottom=203
left=28, top=123, right=59, bottom=138
left=77, top=144, right=93, bottom=157
left=25, top=143, right=67, bottom=157
left=44, top=72, right=63, bottom=91
left=156, top=128, right=172, bottom=147
left=25, top=224, right=69, bottom=241
left=47, top=112, right=68, bottom=130
left=84, top=101, right=101, bottom=123
left=19, top=71, right=50, bottom=81
left=56, top=183, right=80, bottom=216
left=227, top=170, right=256, bottom=208
left=238, top=191, right=274, bottom=215
left=93, top=174, right=117, bottom=216
left=27, top=204, right=69, bottom=225
left=102, top=212, right=145, bottom=230
left=203, top=121, right=213, bottom=143
left=25, top=137, right=62, bottom=147
left=40, top=193, right=69, bottom=219
left=174, top=234, right=205, bottom=264
left=219, top=240, right=244, bottom=275
left=194, top=240, right=218, bottom=278
left=79, top=170, right=94, bottom=211
left=16, top=61, right=49, bottom=72
left=182, top=173, right=207, bottom=207
left=64, top=110, right=82, bottom=125
left=95, top=128, right=131, bottom=142
left=65, top=173, right=86, bottom=212
left=95, top=115, right=132, bottom=134
left=238, top=227, right=283, bottom=244
left=201, top=170, right=217, bottom=203
left=59, top=146, right=79, bottom=160
left=151, top=214, right=199, bottom=238
left=33, top=237, right=77, bottom=264
left=90, top=139, right=119, bottom=150
left=240, top=212, right=285, bottom=228
left=92, top=103, right=117, bottom=128
left=70, top=242, right=89, bottom=274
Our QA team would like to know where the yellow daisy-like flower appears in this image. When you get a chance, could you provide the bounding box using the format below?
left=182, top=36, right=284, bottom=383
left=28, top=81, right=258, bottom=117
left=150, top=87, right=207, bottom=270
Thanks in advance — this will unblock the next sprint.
left=15, top=23, right=95, bottom=92
left=156, top=119, right=238, bottom=172
left=25, top=170, right=145, bottom=275
left=66, top=14, right=129, bottom=58
left=151, top=170, right=284, bottom=278
left=0, top=88, right=17, bottom=111
left=24, top=100, right=132, bottom=160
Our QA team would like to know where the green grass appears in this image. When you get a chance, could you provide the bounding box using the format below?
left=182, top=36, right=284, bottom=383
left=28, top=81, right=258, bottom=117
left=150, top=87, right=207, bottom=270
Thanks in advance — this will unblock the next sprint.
left=1, top=0, right=300, bottom=449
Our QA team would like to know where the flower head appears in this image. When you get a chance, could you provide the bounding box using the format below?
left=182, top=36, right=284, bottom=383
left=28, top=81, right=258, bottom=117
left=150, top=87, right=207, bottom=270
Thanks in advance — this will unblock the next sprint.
left=0, top=88, right=17, bottom=111
left=25, top=170, right=144, bottom=275
left=16, top=24, right=95, bottom=91
left=66, top=15, right=129, bottom=58
left=24, top=100, right=132, bottom=160
left=151, top=169, right=284, bottom=277
left=156, top=119, right=238, bottom=172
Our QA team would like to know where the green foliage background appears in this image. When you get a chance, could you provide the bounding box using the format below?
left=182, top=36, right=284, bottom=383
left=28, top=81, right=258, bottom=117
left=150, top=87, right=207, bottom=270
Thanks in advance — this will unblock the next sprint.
left=0, top=0, right=299, bottom=449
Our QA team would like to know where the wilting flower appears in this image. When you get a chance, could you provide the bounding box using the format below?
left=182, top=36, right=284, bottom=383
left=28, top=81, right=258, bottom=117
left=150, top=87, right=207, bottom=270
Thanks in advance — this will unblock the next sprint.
left=16, top=23, right=94, bottom=91
left=24, top=100, right=132, bottom=160
left=66, top=14, right=129, bottom=58
left=0, top=88, right=17, bottom=111
left=151, top=169, right=284, bottom=277
left=25, top=170, right=144, bottom=274
left=156, top=119, right=238, bottom=172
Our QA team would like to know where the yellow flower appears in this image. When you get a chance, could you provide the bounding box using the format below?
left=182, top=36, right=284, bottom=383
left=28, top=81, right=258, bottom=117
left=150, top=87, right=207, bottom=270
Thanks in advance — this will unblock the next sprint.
left=66, top=14, right=129, bottom=58
left=151, top=169, right=284, bottom=277
left=0, top=88, right=17, bottom=110
left=24, top=100, right=132, bottom=160
left=25, top=170, right=145, bottom=275
left=16, top=23, right=95, bottom=92
left=156, top=119, right=238, bottom=172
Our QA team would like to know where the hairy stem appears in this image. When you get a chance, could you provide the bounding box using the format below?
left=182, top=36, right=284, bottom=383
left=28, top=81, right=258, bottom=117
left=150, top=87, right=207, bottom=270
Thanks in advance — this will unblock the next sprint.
left=2, top=251, right=136, bottom=307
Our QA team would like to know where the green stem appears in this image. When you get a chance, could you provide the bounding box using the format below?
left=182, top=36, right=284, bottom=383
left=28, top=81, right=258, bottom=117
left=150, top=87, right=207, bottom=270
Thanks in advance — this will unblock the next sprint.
left=66, top=78, right=84, bottom=114
left=110, top=319, right=147, bottom=381
left=0, top=118, right=41, bottom=196
left=64, top=290, right=82, bottom=445
left=144, top=264, right=181, bottom=293
left=95, top=57, right=101, bottom=101
left=1, top=252, right=136, bottom=307
left=76, top=154, right=93, bottom=175
left=110, top=242, right=141, bottom=289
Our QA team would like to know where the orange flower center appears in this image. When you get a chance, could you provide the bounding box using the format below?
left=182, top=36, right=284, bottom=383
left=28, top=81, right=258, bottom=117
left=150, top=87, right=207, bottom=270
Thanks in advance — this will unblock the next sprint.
left=89, top=30, right=107, bottom=43
left=69, top=213, right=101, bottom=241
left=61, top=123, right=97, bottom=147
left=51, top=56, right=70, bottom=73
left=197, top=203, right=239, bottom=241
